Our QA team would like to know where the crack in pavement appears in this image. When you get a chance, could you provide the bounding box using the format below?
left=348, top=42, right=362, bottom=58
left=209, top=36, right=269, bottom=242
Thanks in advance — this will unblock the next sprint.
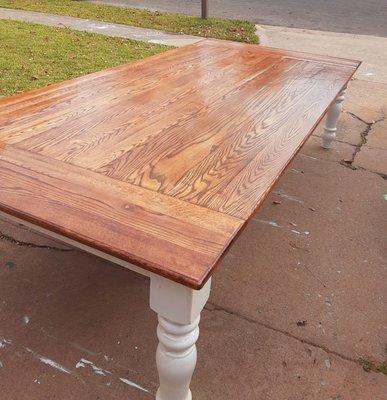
left=205, top=301, right=377, bottom=371
left=299, top=148, right=387, bottom=180
left=0, top=230, right=73, bottom=252
left=340, top=162, right=387, bottom=180
left=329, top=111, right=387, bottom=179
left=345, top=111, right=386, bottom=164
left=346, top=111, right=371, bottom=126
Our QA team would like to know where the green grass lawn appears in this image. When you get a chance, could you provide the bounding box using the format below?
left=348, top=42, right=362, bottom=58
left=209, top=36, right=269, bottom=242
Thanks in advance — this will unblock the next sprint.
left=0, top=19, right=169, bottom=97
left=0, top=0, right=258, bottom=43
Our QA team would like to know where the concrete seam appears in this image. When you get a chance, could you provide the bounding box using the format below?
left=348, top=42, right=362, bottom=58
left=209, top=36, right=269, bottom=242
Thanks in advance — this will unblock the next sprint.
left=205, top=301, right=369, bottom=367
left=345, top=111, right=386, bottom=164
left=0, top=230, right=74, bottom=252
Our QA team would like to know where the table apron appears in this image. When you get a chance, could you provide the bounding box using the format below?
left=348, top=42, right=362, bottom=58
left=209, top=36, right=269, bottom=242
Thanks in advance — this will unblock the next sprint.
left=0, top=210, right=150, bottom=278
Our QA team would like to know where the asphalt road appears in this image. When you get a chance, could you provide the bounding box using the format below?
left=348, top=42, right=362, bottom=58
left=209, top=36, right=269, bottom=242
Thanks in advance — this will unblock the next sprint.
left=89, top=0, right=387, bottom=37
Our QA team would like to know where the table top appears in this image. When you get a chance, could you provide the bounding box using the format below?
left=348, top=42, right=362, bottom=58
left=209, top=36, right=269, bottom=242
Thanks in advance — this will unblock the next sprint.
left=0, top=40, right=359, bottom=289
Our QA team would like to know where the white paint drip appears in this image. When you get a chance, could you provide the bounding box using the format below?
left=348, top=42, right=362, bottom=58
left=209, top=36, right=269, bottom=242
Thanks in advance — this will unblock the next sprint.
left=0, top=360, right=3, bottom=368
left=120, top=377, right=149, bottom=393
left=76, top=360, right=86, bottom=369
left=26, top=348, right=72, bottom=375
left=300, top=154, right=318, bottom=160
left=292, top=229, right=310, bottom=236
left=38, top=356, right=71, bottom=374
left=254, top=219, right=311, bottom=237
left=254, top=219, right=281, bottom=228
left=274, top=189, right=304, bottom=204
left=0, top=338, right=11, bottom=349
left=75, top=358, right=111, bottom=376
left=22, top=316, right=30, bottom=325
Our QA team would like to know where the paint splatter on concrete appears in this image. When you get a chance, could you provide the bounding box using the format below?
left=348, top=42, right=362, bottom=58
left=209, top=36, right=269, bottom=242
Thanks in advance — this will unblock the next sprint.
left=38, top=356, right=71, bottom=374
left=300, top=154, right=318, bottom=160
left=254, top=219, right=281, bottom=228
left=274, top=189, right=304, bottom=204
left=26, top=348, right=72, bottom=375
left=119, top=377, right=149, bottom=393
left=75, top=358, right=111, bottom=376
left=0, top=338, right=11, bottom=348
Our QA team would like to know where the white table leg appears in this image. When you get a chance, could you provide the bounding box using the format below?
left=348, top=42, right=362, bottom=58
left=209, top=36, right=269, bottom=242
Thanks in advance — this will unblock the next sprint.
left=150, top=275, right=211, bottom=400
left=322, top=86, right=347, bottom=149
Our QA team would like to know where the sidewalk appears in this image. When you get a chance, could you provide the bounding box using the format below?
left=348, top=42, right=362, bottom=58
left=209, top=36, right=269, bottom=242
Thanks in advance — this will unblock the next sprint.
left=256, top=24, right=387, bottom=84
left=0, top=14, right=386, bottom=400
left=0, top=7, right=202, bottom=47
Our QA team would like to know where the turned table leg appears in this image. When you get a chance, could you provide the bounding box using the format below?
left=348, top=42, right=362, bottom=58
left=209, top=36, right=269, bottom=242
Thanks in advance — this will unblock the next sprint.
left=322, top=85, right=347, bottom=149
left=150, top=274, right=211, bottom=400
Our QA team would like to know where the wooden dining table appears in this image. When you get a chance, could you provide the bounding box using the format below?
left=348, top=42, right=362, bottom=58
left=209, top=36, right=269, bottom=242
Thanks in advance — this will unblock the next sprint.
left=0, top=39, right=359, bottom=399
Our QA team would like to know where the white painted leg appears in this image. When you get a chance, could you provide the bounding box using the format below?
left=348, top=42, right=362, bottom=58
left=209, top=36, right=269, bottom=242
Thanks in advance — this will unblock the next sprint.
left=150, top=275, right=211, bottom=400
left=322, top=86, right=346, bottom=149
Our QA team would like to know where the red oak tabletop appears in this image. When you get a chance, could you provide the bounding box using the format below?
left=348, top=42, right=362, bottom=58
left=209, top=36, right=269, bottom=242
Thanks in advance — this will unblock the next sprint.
left=0, top=40, right=359, bottom=289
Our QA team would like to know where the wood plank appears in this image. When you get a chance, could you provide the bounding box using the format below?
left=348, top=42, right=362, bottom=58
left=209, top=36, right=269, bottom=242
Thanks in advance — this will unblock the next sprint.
left=167, top=64, right=350, bottom=216
left=0, top=40, right=360, bottom=288
left=93, top=57, right=296, bottom=188
left=0, top=146, right=242, bottom=288
left=1, top=42, right=230, bottom=142
left=16, top=52, right=274, bottom=163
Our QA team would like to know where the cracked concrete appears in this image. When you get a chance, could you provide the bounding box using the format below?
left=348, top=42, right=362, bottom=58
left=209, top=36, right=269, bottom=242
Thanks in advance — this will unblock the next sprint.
left=257, top=23, right=387, bottom=178
left=1, top=87, right=386, bottom=397
left=344, top=113, right=386, bottom=166
left=211, top=153, right=386, bottom=363
left=1, top=224, right=386, bottom=399
left=1, top=20, right=386, bottom=400
left=0, top=217, right=72, bottom=251
left=352, top=115, right=387, bottom=176
left=205, top=300, right=361, bottom=365
left=0, top=230, right=73, bottom=252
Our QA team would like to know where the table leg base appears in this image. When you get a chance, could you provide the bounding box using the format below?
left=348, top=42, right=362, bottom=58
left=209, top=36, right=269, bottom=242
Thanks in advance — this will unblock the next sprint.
left=322, top=129, right=336, bottom=149
left=322, top=86, right=346, bottom=149
left=155, top=316, right=199, bottom=400
left=150, top=275, right=211, bottom=400
left=156, top=388, right=192, bottom=400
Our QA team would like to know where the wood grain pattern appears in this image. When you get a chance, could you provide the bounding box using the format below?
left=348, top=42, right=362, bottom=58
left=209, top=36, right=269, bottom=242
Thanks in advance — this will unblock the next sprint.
left=0, top=40, right=360, bottom=288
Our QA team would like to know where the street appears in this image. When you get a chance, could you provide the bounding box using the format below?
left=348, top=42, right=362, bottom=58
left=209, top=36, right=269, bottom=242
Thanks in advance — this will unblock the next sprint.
left=88, top=0, right=387, bottom=37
